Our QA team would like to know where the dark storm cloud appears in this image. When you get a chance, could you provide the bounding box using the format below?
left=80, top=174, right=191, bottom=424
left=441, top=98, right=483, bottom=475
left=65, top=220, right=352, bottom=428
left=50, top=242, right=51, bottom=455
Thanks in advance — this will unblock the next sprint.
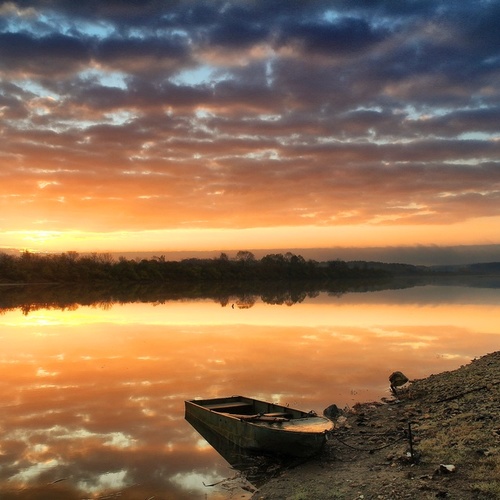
left=72, top=78, right=213, bottom=111
left=206, top=19, right=270, bottom=49
left=94, top=35, right=191, bottom=73
left=0, top=31, right=91, bottom=76
left=1, top=0, right=500, bottom=234
left=276, top=16, right=389, bottom=55
left=0, top=0, right=177, bottom=26
left=0, top=32, right=191, bottom=78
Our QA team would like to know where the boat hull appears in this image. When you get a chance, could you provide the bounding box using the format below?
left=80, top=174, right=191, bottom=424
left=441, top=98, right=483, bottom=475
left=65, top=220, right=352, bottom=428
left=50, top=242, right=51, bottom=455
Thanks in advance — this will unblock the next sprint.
left=185, top=395, right=333, bottom=457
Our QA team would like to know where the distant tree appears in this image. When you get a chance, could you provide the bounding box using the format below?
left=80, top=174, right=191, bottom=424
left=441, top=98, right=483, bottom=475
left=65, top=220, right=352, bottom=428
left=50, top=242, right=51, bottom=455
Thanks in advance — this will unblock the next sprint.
left=235, top=250, right=256, bottom=262
left=0, top=252, right=21, bottom=282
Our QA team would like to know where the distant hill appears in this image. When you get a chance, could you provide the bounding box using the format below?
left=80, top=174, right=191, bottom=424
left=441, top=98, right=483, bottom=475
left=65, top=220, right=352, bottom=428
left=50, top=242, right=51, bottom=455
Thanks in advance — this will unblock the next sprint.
left=348, top=260, right=500, bottom=276
left=108, top=244, right=500, bottom=267
left=346, top=261, right=427, bottom=275
left=2, top=244, right=500, bottom=267
left=430, top=262, right=500, bottom=274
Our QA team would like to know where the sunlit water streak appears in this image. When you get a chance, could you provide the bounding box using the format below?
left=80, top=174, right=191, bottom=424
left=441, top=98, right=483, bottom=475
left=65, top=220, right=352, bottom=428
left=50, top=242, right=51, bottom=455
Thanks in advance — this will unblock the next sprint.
left=0, top=285, right=499, bottom=498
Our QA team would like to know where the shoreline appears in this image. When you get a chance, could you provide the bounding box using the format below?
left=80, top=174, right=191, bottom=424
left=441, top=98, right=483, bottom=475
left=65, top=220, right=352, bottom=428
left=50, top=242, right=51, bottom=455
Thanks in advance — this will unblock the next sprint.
left=251, top=351, right=500, bottom=499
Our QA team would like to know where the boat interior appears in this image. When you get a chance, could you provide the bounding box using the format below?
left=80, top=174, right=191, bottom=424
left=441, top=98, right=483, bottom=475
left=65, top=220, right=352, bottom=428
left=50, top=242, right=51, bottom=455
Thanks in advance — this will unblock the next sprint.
left=199, top=398, right=298, bottom=422
left=204, top=401, right=256, bottom=414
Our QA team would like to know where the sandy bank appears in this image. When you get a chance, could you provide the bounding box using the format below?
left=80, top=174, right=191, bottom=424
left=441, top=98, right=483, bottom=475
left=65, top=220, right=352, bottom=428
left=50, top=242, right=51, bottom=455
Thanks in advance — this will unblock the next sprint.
left=251, top=351, right=500, bottom=499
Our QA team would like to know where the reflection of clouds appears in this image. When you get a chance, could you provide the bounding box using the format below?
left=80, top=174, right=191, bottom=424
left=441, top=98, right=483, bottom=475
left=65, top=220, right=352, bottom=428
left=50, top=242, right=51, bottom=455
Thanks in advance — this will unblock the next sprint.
left=30, top=318, right=62, bottom=326
left=7, top=426, right=137, bottom=449
left=395, top=341, right=432, bottom=350
left=3, top=425, right=140, bottom=492
left=36, top=367, right=58, bottom=377
left=77, top=469, right=129, bottom=494
left=195, top=438, right=212, bottom=451
left=0, top=291, right=499, bottom=497
left=208, top=358, right=226, bottom=365
left=438, top=353, right=464, bottom=360
left=371, top=327, right=438, bottom=349
left=103, top=433, right=137, bottom=449
left=170, top=470, right=223, bottom=496
left=10, top=459, right=61, bottom=483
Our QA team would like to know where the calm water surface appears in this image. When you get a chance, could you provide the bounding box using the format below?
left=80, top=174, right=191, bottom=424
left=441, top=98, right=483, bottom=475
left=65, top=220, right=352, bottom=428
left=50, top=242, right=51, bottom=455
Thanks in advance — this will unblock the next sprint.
left=1, top=284, right=499, bottom=499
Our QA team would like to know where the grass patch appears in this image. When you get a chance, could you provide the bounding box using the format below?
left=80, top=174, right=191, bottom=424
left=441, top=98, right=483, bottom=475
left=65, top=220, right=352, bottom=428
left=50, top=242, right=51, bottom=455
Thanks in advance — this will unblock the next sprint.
left=470, top=454, right=500, bottom=498
left=416, top=410, right=489, bottom=463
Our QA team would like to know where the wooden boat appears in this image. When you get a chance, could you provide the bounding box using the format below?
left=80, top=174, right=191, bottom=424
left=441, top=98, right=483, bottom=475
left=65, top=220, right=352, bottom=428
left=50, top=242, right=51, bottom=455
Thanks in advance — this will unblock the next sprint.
left=185, top=395, right=334, bottom=457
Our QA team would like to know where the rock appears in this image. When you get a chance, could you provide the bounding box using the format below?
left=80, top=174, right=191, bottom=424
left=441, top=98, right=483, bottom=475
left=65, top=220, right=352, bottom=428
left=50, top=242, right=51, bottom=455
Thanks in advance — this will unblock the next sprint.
left=389, top=371, right=410, bottom=395
left=436, top=491, right=449, bottom=498
left=323, top=403, right=341, bottom=420
left=337, top=415, right=348, bottom=426
left=438, top=464, right=456, bottom=474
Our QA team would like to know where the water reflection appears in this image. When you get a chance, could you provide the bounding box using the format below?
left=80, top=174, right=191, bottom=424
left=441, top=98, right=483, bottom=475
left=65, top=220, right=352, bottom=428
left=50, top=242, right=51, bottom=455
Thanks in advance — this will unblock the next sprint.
left=0, top=284, right=499, bottom=498
left=3, top=275, right=498, bottom=316
left=185, top=415, right=288, bottom=491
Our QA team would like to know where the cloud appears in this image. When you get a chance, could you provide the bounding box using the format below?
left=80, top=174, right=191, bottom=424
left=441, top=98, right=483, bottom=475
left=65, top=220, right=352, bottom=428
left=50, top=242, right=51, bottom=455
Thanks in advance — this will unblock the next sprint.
left=0, top=31, right=91, bottom=77
left=0, top=0, right=499, bottom=243
left=276, top=16, right=389, bottom=56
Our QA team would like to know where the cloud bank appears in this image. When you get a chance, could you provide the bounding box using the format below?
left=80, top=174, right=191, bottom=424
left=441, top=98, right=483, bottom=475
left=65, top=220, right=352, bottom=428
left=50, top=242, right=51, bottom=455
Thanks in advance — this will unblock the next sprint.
left=0, top=0, right=499, bottom=245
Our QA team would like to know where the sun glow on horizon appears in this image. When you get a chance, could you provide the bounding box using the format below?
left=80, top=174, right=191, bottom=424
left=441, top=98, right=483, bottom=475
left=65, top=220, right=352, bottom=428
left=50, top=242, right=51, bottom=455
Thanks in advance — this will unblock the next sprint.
left=4, top=216, right=500, bottom=255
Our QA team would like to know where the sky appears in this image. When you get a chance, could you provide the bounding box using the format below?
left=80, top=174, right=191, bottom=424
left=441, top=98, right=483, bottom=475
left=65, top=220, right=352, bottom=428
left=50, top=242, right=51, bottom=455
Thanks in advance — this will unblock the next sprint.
left=1, top=0, right=500, bottom=258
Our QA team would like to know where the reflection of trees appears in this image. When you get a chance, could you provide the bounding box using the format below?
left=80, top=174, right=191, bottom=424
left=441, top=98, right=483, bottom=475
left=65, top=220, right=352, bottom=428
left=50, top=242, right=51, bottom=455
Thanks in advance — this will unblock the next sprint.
left=260, top=289, right=307, bottom=305
left=5, top=272, right=493, bottom=315
left=233, top=289, right=272, bottom=308
left=0, top=279, right=407, bottom=316
left=0, top=284, right=128, bottom=315
left=0, top=284, right=356, bottom=315
left=235, top=299, right=255, bottom=309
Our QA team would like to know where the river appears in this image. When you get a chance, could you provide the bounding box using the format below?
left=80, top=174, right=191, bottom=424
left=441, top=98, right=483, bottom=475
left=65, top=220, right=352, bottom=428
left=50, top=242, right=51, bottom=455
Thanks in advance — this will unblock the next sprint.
left=1, top=281, right=499, bottom=498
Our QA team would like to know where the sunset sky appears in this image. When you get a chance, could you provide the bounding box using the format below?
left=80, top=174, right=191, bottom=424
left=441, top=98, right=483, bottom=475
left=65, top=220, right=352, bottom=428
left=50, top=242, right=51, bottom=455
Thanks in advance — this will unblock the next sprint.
left=1, top=0, right=500, bottom=257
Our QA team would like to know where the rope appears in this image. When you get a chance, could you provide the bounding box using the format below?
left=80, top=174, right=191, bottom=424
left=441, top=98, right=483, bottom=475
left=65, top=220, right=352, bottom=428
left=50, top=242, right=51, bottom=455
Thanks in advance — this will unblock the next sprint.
left=329, top=432, right=406, bottom=452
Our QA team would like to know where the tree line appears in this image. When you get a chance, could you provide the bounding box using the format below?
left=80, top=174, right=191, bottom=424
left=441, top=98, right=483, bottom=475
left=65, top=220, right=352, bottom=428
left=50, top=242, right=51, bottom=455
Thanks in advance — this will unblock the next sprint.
left=0, top=250, right=390, bottom=285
